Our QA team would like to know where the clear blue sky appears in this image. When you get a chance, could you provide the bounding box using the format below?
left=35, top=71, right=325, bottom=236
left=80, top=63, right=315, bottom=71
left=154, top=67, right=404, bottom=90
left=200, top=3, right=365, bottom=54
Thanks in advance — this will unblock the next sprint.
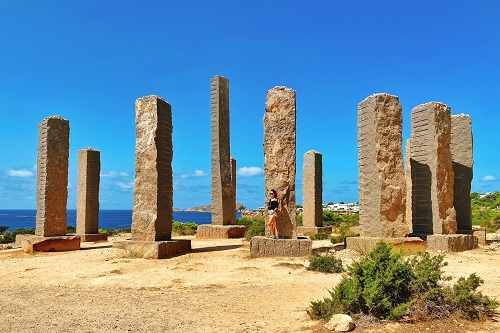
left=0, top=1, right=498, bottom=210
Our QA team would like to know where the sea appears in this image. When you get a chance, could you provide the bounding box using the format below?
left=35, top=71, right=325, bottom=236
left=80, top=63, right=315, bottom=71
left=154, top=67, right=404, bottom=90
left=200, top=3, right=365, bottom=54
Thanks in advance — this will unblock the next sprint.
left=0, top=210, right=242, bottom=232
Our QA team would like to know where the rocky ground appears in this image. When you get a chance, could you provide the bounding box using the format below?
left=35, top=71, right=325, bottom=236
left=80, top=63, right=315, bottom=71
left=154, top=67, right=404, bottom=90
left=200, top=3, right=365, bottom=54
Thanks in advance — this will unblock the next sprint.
left=0, top=234, right=499, bottom=333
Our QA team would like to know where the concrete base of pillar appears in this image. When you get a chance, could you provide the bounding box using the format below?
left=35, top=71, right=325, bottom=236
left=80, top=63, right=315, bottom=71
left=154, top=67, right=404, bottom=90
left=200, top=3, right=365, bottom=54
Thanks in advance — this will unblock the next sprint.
left=16, top=234, right=81, bottom=253
left=250, top=236, right=312, bottom=257
left=76, top=234, right=109, bottom=242
left=296, top=226, right=332, bottom=236
left=112, top=239, right=191, bottom=259
left=345, top=237, right=426, bottom=255
left=458, top=229, right=486, bottom=246
left=196, top=225, right=248, bottom=239
left=426, top=234, right=477, bottom=252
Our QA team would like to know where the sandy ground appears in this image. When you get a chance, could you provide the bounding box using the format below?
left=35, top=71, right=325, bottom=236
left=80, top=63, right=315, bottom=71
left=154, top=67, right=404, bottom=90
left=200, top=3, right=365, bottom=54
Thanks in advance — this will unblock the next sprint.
left=1, top=235, right=499, bottom=333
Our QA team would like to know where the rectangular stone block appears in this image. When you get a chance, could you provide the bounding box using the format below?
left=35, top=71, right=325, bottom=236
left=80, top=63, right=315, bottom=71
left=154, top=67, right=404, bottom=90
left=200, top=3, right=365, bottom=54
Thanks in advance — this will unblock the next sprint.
left=133, top=96, right=173, bottom=241
left=264, top=87, right=297, bottom=239
left=76, top=148, right=101, bottom=235
left=112, top=239, right=191, bottom=259
left=16, top=234, right=80, bottom=253
left=451, top=114, right=473, bottom=231
left=249, top=236, right=312, bottom=257
left=211, top=76, right=235, bottom=225
left=78, top=234, right=108, bottom=242
left=303, top=150, right=323, bottom=227
left=358, top=94, right=408, bottom=238
left=426, top=234, right=477, bottom=252
left=296, top=226, right=332, bottom=236
left=36, top=116, right=70, bottom=237
left=410, top=102, right=457, bottom=235
left=472, top=230, right=486, bottom=245
left=196, top=225, right=248, bottom=239
left=346, top=237, right=426, bottom=255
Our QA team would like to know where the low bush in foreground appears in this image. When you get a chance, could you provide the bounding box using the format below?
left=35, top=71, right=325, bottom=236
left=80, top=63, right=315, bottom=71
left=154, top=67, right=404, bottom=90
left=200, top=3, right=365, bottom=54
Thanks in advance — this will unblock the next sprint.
left=307, top=252, right=343, bottom=273
left=237, top=216, right=265, bottom=240
left=172, top=222, right=198, bottom=236
left=308, top=243, right=498, bottom=322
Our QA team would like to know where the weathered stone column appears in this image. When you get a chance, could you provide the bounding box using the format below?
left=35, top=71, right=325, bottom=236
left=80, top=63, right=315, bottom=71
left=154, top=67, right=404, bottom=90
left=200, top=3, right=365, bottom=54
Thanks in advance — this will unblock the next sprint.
left=211, top=75, right=235, bottom=225
left=76, top=148, right=107, bottom=242
left=405, top=139, right=413, bottom=233
left=17, top=116, right=80, bottom=253
left=113, top=95, right=191, bottom=258
left=132, top=95, right=173, bottom=241
left=231, top=157, right=237, bottom=217
left=409, top=102, right=457, bottom=235
left=357, top=94, right=408, bottom=237
left=264, top=86, right=296, bottom=239
left=451, top=114, right=473, bottom=232
left=302, top=150, right=323, bottom=227
left=36, top=116, right=70, bottom=237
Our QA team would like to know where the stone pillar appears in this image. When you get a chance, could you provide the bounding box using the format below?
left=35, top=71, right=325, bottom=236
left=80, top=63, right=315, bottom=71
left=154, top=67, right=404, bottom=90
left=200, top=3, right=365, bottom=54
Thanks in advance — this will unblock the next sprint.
left=405, top=139, right=413, bottom=233
left=302, top=150, right=323, bottom=227
left=132, top=95, right=173, bottom=241
left=409, top=102, right=457, bottom=235
left=264, top=86, right=296, bottom=239
left=451, top=114, right=473, bottom=232
left=36, top=116, right=70, bottom=237
left=76, top=148, right=107, bottom=242
left=18, top=116, right=80, bottom=253
left=114, top=95, right=191, bottom=258
left=357, top=94, right=408, bottom=238
left=211, top=75, right=235, bottom=225
left=231, top=157, right=237, bottom=218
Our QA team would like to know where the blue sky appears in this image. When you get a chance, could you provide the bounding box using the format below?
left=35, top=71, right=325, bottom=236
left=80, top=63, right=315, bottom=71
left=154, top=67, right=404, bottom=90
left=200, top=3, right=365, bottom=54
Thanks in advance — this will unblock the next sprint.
left=0, top=1, right=499, bottom=210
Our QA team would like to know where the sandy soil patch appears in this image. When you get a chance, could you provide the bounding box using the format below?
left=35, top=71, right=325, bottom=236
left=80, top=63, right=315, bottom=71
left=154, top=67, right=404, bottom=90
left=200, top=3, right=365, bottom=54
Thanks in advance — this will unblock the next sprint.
left=1, top=234, right=499, bottom=333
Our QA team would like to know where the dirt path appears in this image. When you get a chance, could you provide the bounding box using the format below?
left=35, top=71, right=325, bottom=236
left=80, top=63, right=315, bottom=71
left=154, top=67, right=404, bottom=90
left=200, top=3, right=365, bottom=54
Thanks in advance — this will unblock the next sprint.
left=1, top=235, right=499, bottom=333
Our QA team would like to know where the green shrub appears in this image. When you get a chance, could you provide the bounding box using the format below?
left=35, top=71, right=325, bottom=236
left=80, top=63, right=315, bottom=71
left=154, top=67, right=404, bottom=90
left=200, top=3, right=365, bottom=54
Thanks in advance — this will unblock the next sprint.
left=307, top=243, right=499, bottom=322
left=172, top=222, right=198, bottom=236
left=310, top=231, right=331, bottom=240
left=0, top=226, right=8, bottom=234
left=1, top=228, right=35, bottom=243
left=330, top=225, right=359, bottom=244
left=296, top=214, right=303, bottom=226
left=67, top=225, right=76, bottom=233
left=307, top=252, right=343, bottom=273
left=238, top=215, right=265, bottom=240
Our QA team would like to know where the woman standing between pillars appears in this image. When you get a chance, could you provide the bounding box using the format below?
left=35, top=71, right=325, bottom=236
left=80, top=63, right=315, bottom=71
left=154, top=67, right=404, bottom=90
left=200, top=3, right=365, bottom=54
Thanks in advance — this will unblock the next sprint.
left=267, top=189, right=279, bottom=239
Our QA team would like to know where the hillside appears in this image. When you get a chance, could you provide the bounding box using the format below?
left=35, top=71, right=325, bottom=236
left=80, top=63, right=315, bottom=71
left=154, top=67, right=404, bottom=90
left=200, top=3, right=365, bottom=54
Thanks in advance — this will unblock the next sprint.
left=185, top=203, right=247, bottom=212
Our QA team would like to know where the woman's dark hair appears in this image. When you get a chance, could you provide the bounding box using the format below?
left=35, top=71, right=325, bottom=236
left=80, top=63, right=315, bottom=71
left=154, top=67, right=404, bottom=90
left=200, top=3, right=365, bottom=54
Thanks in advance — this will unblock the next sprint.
left=270, top=189, right=278, bottom=199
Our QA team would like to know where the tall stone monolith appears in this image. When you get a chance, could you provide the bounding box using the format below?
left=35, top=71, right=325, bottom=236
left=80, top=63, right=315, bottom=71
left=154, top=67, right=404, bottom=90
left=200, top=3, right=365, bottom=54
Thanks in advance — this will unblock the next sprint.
left=357, top=94, right=408, bottom=237
left=302, top=150, right=323, bottom=227
left=231, top=157, right=237, bottom=216
left=113, top=95, right=191, bottom=258
left=405, top=139, right=413, bottom=233
left=264, top=86, right=296, bottom=239
left=132, top=95, right=173, bottom=241
left=76, top=148, right=107, bottom=242
left=451, top=114, right=473, bottom=232
left=211, top=75, right=235, bottom=225
left=36, top=116, right=70, bottom=237
left=409, top=102, right=457, bottom=235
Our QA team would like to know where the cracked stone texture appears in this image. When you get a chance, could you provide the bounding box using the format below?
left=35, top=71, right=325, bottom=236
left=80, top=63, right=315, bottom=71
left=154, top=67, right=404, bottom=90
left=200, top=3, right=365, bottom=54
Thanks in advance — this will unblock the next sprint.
left=36, top=116, right=70, bottom=237
left=302, top=150, right=323, bottom=227
left=132, top=95, right=173, bottom=241
left=357, top=94, right=408, bottom=238
left=211, top=76, right=235, bottom=225
left=451, top=114, right=473, bottom=231
left=410, top=102, right=457, bottom=235
left=264, top=86, right=296, bottom=239
left=405, top=139, right=413, bottom=233
left=76, top=148, right=101, bottom=235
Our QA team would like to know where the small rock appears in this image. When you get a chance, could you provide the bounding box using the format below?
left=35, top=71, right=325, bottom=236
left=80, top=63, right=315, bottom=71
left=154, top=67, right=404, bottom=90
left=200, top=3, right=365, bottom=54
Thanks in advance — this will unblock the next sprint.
left=323, top=314, right=355, bottom=332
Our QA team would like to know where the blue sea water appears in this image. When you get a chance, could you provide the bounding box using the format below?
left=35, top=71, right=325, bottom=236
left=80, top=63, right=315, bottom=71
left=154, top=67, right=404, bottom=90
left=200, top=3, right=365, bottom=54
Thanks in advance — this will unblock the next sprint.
left=0, top=210, right=242, bottom=232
